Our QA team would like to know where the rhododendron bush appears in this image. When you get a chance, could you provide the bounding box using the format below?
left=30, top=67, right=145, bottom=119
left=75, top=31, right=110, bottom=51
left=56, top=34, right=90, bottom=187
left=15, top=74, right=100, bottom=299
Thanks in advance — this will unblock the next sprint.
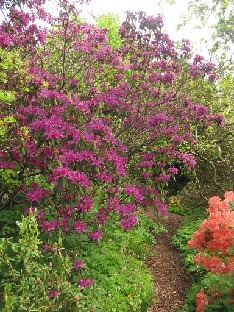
left=0, top=0, right=224, bottom=301
left=188, top=191, right=234, bottom=311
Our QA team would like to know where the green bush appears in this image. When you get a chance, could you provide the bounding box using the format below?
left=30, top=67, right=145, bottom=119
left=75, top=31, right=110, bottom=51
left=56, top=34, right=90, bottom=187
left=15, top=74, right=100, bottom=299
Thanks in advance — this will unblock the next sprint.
left=171, top=208, right=206, bottom=311
left=0, top=212, right=85, bottom=312
left=172, top=208, right=207, bottom=280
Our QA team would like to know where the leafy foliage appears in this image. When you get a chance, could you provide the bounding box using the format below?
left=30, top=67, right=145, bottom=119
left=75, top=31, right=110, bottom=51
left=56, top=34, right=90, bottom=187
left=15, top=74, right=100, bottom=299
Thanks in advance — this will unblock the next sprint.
left=172, top=207, right=207, bottom=279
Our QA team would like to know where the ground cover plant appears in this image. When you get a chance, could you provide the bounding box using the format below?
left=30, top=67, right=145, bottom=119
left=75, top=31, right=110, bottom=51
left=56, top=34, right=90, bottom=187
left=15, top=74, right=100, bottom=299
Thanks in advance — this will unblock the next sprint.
left=0, top=209, right=165, bottom=311
left=0, top=0, right=228, bottom=310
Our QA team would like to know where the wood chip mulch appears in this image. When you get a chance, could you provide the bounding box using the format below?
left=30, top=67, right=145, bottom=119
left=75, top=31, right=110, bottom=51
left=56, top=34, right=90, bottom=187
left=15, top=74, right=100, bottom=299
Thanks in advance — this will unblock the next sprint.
left=145, top=211, right=191, bottom=312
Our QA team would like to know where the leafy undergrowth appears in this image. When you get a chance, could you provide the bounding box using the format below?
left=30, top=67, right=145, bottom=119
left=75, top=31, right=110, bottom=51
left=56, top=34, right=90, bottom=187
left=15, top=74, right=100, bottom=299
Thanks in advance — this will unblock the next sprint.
left=172, top=208, right=207, bottom=279
left=172, top=207, right=207, bottom=311
left=0, top=211, right=166, bottom=312
left=172, top=207, right=233, bottom=312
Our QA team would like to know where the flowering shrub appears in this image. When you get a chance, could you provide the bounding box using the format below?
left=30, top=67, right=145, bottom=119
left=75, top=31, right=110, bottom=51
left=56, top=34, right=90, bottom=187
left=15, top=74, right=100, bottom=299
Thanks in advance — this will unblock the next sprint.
left=188, top=191, right=234, bottom=311
left=0, top=0, right=225, bottom=305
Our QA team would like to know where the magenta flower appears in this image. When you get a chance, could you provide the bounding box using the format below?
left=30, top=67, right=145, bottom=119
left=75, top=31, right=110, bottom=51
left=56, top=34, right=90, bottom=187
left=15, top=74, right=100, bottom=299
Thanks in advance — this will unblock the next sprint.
left=25, top=206, right=36, bottom=216
left=108, top=187, right=119, bottom=194
left=79, top=279, right=93, bottom=288
left=116, top=203, right=136, bottom=216
left=168, top=167, right=178, bottom=174
left=73, top=260, right=85, bottom=270
left=37, top=209, right=45, bottom=219
left=74, top=221, right=87, bottom=232
left=40, top=219, right=60, bottom=231
left=121, top=218, right=131, bottom=231
left=121, top=214, right=138, bottom=231
left=76, top=195, right=93, bottom=211
left=26, top=189, right=44, bottom=201
left=70, top=77, right=78, bottom=85
left=128, top=214, right=138, bottom=225
left=154, top=200, right=169, bottom=215
left=141, top=171, right=152, bottom=179
left=194, top=54, right=204, bottom=63
left=88, top=229, right=103, bottom=241
left=96, top=213, right=108, bottom=225
left=43, top=243, right=50, bottom=252
left=48, top=289, right=60, bottom=298
left=97, top=171, right=113, bottom=182
left=215, top=113, right=225, bottom=127
left=125, top=185, right=144, bottom=202
left=26, top=187, right=50, bottom=202
left=59, top=206, right=74, bottom=218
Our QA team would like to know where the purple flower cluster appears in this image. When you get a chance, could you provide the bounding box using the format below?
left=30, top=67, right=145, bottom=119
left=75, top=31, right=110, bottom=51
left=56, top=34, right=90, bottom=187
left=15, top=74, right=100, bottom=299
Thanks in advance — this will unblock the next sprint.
left=79, top=279, right=93, bottom=288
left=125, top=185, right=144, bottom=202
left=74, top=221, right=87, bottom=232
left=76, top=195, right=93, bottom=212
left=88, top=229, right=103, bottom=241
left=26, top=187, right=50, bottom=202
left=121, top=214, right=138, bottom=231
left=54, top=166, right=91, bottom=188
left=40, top=219, right=60, bottom=232
left=73, top=260, right=85, bottom=270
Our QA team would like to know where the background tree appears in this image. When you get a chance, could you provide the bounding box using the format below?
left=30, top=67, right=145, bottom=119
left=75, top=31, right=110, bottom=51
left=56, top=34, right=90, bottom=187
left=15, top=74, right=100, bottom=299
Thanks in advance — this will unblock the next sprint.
left=158, top=0, right=233, bottom=206
left=95, top=13, right=121, bottom=49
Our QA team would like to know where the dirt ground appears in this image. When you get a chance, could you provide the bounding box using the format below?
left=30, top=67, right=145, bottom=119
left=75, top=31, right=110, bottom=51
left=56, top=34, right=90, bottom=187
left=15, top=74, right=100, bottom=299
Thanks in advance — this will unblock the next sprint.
left=146, top=212, right=191, bottom=312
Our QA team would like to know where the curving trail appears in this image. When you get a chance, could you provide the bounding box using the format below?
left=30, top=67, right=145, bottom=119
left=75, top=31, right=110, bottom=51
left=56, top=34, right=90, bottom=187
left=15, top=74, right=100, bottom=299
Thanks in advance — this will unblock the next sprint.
left=146, top=212, right=191, bottom=312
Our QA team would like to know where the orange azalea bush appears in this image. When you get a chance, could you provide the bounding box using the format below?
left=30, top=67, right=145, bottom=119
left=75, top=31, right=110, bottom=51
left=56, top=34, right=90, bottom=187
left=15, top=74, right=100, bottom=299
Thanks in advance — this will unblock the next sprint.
left=188, top=191, right=234, bottom=273
left=188, top=191, right=234, bottom=312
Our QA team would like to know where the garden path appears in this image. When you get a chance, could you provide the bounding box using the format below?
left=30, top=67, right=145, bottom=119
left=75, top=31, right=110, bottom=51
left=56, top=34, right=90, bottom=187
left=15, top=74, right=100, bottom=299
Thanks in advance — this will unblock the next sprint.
left=146, top=212, right=191, bottom=312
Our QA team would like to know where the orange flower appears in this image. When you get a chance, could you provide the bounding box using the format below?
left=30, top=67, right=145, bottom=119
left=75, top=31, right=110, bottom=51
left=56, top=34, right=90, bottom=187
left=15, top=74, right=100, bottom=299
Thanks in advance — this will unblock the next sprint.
left=189, top=191, right=234, bottom=273
left=225, top=191, right=234, bottom=203
left=196, top=289, right=208, bottom=312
